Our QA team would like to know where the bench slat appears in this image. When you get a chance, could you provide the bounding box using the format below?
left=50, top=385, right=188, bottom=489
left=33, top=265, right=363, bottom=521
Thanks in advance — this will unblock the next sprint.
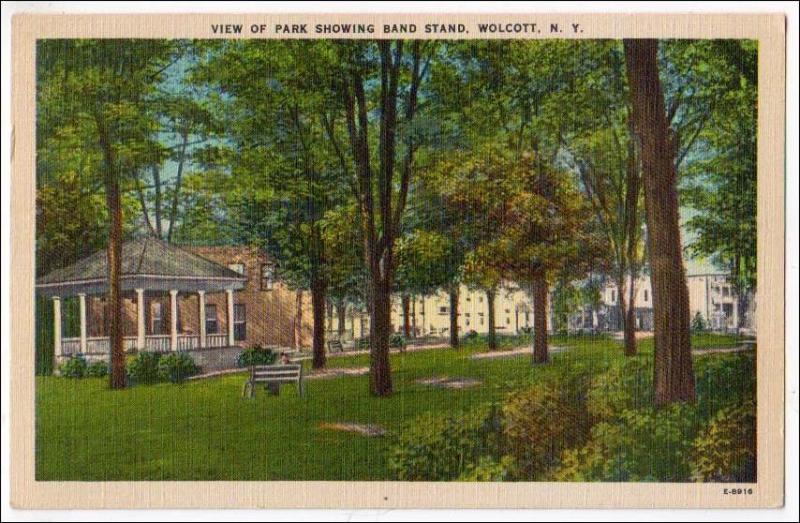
left=253, top=371, right=301, bottom=378
left=252, top=377, right=300, bottom=383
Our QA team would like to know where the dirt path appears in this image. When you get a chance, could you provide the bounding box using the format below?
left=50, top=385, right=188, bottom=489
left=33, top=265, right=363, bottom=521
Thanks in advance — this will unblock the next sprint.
left=692, top=344, right=755, bottom=356
left=469, top=345, right=567, bottom=360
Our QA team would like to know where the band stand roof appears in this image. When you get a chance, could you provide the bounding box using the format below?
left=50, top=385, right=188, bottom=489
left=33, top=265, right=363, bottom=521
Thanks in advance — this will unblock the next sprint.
left=36, top=237, right=247, bottom=297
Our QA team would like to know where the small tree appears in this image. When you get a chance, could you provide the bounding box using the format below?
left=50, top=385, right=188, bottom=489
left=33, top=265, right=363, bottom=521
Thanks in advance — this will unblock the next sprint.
left=691, top=312, right=708, bottom=333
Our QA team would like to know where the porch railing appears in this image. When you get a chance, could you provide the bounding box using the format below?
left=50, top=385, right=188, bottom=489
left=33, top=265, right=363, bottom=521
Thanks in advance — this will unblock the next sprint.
left=60, top=334, right=234, bottom=356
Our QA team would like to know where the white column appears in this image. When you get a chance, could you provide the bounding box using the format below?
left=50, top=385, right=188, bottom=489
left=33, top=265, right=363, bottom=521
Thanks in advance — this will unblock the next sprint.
left=53, top=296, right=62, bottom=359
left=169, top=289, right=178, bottom=351
left=136, top=288, right=145, bottom=350
left=198, top=290, right=206, bottom=348
left=78, top=293, right=87, bottom=353
left=226, top=289, right=235, bottom=346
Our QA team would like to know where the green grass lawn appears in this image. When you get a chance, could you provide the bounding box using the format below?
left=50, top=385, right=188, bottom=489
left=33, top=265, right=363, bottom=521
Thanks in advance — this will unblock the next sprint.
left=35, top=333, right=748, bottom=481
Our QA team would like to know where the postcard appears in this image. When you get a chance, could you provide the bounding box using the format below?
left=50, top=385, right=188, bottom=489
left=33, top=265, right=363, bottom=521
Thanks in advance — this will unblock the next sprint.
left=9, top=11, right=786, bottom=509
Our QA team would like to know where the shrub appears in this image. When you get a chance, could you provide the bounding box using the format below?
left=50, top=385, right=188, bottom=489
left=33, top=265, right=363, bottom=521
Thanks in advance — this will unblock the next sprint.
left=694, top=352, right=756, bottom=420
left=691, top=312, right=708, bottom=333
left=157, top=352, right=199, bottom=383
left=458, top=455, right=516, bottom=481
left=553, top=404, right=700, bottom=482
left=389, top=404, right=503, bottom=481
left=586, top=356, right=653, bottom=422
left=85, top=360, right=109, bottom=378
left=236, top=344, right=276, bottom=367
left=502, top=383, right=590, bottom=479
left=463, top=330, right=479, bottom=340
left=59, top=354, right=87, bottom=378
left=390, top=333, right=406, bottom=349
left=691, top=400, right=756, bottom=482
left=126, top=351, right=162, bottom=384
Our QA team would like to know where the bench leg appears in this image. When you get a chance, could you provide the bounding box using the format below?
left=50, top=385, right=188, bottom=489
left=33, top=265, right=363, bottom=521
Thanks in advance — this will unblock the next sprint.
left=243, top=381, right=254, bottom=398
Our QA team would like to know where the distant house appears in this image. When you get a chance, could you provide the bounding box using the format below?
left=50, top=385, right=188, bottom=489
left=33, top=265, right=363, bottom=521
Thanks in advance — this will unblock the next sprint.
left=329, top=283, right=547, bottom=340
left=36, top=238, right=313, bottom=364
left=563, top=272, right=746, bottom=334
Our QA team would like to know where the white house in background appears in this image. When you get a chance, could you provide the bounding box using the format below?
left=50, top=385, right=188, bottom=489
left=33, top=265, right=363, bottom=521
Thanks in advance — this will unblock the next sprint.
left=328, top=271, right=749, bottom=341
left=573, top=272, right=744, bottom=334
left=328, top=283, right=546, bottom=340
left=686, top=272, right=741, bottom=332
left=389, top=284, right=544, bottom=338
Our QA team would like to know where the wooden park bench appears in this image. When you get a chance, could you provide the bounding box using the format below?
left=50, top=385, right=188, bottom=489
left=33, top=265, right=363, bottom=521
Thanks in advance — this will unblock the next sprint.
left=328, top=339, right=345, bottom=354
left=242, top=364, right=304, bottom=398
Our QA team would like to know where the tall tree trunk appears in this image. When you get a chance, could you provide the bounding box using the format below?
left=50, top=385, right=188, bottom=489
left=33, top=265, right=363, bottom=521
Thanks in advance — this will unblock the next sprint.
left=411, top=297, right=417, bottom=338
left=449, top=286, right=459, bottom=348
left=311, top=278, right=327, bottom=369
left=152, top=165, right=163, bottom=238
left=336, top=300, right=347, bottom=337
left=624, top=289, right=637, bottom=356
left=97, top=116, right=126, bottom=389
left=166, top=129, right=189, bottom=243
left=107, top=177, right=125, bottom=388
left=617, top=274, right=638, bottom=356
left=369, top=275, right=393, bottom=396
left=532, top=275, right=549, bottom=364
left=293, top=290, right=303, bottom=350
left=401, top=294, right=411, bottom=338
left=624, top=39, right=695, bottom=406
left=486, top=288, right=497, bottom=351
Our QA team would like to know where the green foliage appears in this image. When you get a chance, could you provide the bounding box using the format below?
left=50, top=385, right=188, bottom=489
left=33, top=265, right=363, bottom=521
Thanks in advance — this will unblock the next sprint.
left=458, top=455, right=517, bottom=482
left=691, top=401, right=756, bottom=482
left=691, top=312, right=708, bottom=333
left=554, top=404, right=700, bottom=482
left=126, top=351, right=162, bottom=384
left=86, top=360, right=109, bottom=378
left=157, top=353, right=200, bottom=383
left=551, top=279, right=585, bottom=335
left=389, top=404, right=504, bottom=481
left=673, top=40, right=758, bottom=297
left=395, top=230, right=462, bottom=297
left=460, top=333, right=533, bottom=351
left=694, top=352, right=756, bottom=420
left=389, top=334, right=407, bottom=349
left=58, top=355, right=88, bottom=379
left=502, top=383, right=590, bottom=479
left=236, top=345, right=277, bottom=367
left=586, top=356, right=654, bottom=422
left=35, top=296, right=55, bottom=376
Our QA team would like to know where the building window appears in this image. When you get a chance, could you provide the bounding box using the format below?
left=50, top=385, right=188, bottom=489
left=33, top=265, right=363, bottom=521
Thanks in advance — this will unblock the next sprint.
left=205, top=304, right=218, bottom=334
left=261, top=263, right=275, bottom=290
left=506, top=317, right=511, bottom=325
left=438, top=306, right=449, bottom=315
left=233, top=304, right=247, bottom=341
left=151, top=301, right=163, bottom=334
left=643, top=289, right=649, bottom=302
left=479, top=317, right=484, bottom=325
left=611, top=289, right=616, bottom=304
left=478, top=296, right=483, bottom=303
